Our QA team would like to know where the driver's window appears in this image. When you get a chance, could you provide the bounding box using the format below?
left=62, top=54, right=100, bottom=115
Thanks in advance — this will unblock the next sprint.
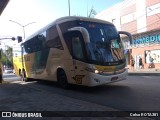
left=72, top=37, right=84, bottom=59
left=111, top=39, right=120, bottom=48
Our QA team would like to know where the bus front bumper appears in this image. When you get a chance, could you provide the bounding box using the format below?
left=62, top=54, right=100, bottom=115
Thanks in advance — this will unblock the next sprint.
left=86, top=69, right=128, bottom=87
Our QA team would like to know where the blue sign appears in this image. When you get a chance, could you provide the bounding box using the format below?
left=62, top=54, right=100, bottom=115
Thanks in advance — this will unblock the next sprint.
left=132, top=34, right=160, bottom=45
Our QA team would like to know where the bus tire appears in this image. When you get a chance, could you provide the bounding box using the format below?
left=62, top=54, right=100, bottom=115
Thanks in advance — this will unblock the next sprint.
left=19, top=69, right=21, bottom=76
left=57, top=69, right=69, bottom=89
left=0, top=75, right=3, bottom=83
left=21, top=70, right=27, bottom=82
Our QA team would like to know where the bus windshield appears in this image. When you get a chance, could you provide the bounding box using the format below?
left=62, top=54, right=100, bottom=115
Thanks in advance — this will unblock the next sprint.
left=79, top=21, right=125, bottom=65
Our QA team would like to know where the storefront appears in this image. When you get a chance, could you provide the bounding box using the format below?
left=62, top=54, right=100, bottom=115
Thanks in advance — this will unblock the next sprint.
left=124, top=28, right=160, bottom=69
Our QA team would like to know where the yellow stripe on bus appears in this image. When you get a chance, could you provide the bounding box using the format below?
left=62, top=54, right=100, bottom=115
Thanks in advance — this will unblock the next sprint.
left=95, top=65, right=116, bottom=72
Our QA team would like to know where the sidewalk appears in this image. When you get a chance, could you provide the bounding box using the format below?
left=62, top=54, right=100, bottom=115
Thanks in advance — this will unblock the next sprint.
left=128, top=68, right=160, bottom=76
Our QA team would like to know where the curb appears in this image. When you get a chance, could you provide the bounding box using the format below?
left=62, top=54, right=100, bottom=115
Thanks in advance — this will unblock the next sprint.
left=0, top=81, right=10, bottom=84
left=128, top=72, right=160, bottom=76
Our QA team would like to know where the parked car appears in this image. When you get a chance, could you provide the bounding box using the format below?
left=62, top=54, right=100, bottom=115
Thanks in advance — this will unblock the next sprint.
left=4, top=68, right=13, bottom=73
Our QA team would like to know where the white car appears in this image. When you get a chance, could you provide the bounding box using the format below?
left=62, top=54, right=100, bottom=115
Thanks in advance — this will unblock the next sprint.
left=4, top=68, right=13, bottom=73
left=13, top=69, right=15, bottom=74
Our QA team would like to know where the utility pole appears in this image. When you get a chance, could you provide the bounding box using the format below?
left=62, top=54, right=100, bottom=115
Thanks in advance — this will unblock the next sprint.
left=9, top=20, right=36, bottom=40
left=68, top=0, right=70, bottom=16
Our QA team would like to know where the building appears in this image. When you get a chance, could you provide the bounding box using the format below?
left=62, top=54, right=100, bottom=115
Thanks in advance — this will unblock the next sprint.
left=95, top=0, right=160, bottom=69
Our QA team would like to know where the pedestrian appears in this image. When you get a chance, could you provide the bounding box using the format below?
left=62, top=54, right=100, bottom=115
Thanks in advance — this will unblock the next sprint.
left=130, top=58, right=135, bottom=70
left=139, top=57, right=143, bottom=69
left=149, top=56, right=154, bottom=68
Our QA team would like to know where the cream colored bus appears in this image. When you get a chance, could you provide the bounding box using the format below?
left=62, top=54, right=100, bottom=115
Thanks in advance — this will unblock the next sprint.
left=20, top=16, right=132, bottom=88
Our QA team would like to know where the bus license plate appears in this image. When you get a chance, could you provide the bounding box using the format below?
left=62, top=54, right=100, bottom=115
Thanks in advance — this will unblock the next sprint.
left=111, top=77, right=118, bottom=81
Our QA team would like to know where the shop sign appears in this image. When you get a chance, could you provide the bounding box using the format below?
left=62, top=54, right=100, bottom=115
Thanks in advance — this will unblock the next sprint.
left=132, top=34, right=160, bottom=45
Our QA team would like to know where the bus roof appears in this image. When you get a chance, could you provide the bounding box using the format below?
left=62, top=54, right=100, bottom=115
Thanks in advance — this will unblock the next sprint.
left=24, top=16, right=113, bottom=42
left=56, top=16, right=113, bottom=25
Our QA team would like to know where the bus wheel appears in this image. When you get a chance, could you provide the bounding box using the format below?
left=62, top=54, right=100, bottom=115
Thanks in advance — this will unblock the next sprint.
left=57, top=70, right=69, bottom=89
left=19, top=69, right=21, bottom=76
left=21, top=70, right=27, bottom=82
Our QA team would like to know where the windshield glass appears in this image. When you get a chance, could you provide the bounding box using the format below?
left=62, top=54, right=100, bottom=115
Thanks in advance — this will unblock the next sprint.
left=79, top=21, right=125, bottom=65
left=60, top=20, right=125, bottom=65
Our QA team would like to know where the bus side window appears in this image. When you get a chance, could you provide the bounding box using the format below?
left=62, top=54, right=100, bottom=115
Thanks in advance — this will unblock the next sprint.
left=46, top=26, right=63, bottom=50
left=72, top=36, right=84, bottom=60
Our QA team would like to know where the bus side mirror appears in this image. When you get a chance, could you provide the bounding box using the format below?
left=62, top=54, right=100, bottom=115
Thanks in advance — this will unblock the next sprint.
left=119, top=31, right=132, bottom=44
left=17, top=36, right=22, bottom=43
left=68, top=27, right=90, bottom=43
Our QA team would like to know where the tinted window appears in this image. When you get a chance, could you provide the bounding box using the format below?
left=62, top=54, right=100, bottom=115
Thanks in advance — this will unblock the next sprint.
left=59, top=21, right=78, bottom=34
left=46, top=26, right=63, bottom=49
left=59, top=20, right=125, bottom=65
left=72, top=36, right=84, bottom=59
left=23, top=31, right=47, bottom=54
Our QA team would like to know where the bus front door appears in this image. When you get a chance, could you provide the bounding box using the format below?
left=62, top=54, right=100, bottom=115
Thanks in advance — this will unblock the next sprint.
left=71, top=31, right=87, bottom=85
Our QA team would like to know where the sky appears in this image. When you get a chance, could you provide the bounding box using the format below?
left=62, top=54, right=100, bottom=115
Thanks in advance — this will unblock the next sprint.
left=0, top=0, right=123, bottom=47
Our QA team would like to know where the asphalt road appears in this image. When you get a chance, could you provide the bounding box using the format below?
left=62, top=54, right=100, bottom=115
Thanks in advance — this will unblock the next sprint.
left=3, top=73, right=160, bottom=111
left=3, top=73, right=21, bottom=82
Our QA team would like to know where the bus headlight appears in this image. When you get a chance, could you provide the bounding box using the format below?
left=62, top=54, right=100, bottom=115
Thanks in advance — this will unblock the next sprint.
left=86, top=67, right=99, bottom=74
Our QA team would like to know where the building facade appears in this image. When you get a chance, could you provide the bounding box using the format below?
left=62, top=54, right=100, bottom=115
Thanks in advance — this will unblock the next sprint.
left=95, top=0, right=160, bottom=69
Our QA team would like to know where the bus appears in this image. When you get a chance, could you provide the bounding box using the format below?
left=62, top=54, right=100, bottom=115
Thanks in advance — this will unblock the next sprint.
left=12, top=47, right=22, bottom=76
left=19, top=16, right=132, bottom=88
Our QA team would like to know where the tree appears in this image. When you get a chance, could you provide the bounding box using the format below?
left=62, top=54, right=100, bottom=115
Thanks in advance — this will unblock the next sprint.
left=88, top=6, right=97, bottom=18
left=1, top=46, right=13, bottom=68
